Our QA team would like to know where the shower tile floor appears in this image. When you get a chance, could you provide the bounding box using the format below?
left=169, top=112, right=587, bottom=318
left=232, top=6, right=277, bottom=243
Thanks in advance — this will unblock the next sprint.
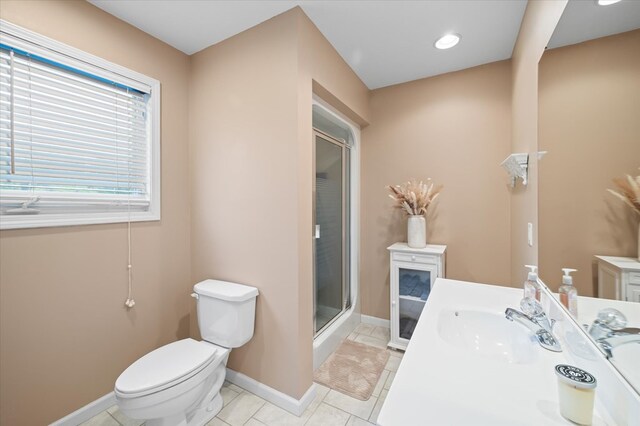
left=82, top=323, right=401, bottom=426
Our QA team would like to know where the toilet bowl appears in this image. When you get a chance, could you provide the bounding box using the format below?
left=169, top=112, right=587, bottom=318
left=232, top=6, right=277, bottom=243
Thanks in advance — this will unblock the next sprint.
left=115, top=280, right=258, bottom=426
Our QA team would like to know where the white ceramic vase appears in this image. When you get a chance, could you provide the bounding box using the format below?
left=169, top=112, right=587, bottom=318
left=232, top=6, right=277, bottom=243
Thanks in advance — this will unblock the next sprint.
left=407, top=215, right=426, bottom=248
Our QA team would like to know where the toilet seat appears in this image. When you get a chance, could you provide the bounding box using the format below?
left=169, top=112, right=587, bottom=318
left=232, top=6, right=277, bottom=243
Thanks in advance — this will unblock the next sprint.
left=115, top=338, right=226, bottom=399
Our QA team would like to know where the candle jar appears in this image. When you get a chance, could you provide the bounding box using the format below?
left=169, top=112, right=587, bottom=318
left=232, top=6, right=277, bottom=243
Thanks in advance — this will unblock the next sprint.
left=555, top=364, right=597, bottom=425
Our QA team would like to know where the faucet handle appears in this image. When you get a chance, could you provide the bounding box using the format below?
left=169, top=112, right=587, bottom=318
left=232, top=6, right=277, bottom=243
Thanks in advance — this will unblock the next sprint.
left=596, top=308, right=627, bottom=330
left=588, top=309, right=628, bottom=340
left=520, top=297, right=556, bottom=333
left=520, top=297, right=544, bottom=317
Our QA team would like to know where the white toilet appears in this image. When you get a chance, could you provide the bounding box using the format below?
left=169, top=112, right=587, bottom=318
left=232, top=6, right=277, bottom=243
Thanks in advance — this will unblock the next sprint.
left=114, top=279, right=258, bottom=426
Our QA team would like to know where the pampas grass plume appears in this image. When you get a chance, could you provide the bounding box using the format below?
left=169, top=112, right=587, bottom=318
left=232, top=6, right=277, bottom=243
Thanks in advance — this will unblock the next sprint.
left=387, top=178, right=442, bottom=216
left=608, top=168, right=640, bottom=216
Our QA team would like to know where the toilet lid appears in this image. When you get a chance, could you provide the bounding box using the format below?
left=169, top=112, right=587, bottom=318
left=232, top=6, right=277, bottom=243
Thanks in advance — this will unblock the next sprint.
left=115, top=338, right=219, bottom=396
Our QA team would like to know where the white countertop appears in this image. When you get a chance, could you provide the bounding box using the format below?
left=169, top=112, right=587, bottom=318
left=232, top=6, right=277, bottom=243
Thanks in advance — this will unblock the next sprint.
left=378, top=278, right=611, bottom=426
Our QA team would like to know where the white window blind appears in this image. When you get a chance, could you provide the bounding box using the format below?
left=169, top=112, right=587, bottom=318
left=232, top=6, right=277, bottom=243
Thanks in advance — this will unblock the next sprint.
left=0, top=21, right=160, bottom=229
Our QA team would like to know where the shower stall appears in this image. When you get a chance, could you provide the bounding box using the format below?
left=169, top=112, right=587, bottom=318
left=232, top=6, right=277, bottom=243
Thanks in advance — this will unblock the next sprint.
left=314, top=130, right=350, bottom=333
left=312, top=100, right=360, bottom=369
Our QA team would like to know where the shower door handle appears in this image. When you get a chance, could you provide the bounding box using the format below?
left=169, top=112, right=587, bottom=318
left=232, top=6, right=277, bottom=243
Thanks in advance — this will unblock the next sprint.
left=315, top=225, right=320, bottom=239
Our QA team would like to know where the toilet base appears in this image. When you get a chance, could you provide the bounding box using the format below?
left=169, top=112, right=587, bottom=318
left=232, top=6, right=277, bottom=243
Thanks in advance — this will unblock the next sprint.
left=190, top=392, right=223, bottom=426
left=146, top=392, right=223, bottom=426
left=121, top=356, right=228, bottom=426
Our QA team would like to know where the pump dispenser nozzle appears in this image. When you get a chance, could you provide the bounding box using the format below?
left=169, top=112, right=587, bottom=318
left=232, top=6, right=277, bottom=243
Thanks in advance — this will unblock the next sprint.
left=525, top=264, right=538, bottom=281
left=562, top=268, right=577, bottom=285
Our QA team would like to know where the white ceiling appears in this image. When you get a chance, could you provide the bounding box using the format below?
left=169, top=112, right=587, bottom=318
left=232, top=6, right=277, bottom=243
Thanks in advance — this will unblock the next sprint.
left=297, top=1, right=527, bottom=89
left=548, top=0, right=640, bottom=49
left=89, top=1, right=298, bottom=55
left=89, top=0, right=527, bottom=89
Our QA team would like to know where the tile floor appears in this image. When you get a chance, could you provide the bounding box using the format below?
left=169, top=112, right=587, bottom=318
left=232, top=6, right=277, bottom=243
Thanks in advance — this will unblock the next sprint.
left=82, top=323, right=402, bottom=426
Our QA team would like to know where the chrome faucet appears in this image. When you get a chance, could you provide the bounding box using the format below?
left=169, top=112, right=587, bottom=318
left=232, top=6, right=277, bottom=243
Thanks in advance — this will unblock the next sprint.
left=588, top=308, right=640, bottom=358
left=505, top=298, right=562, bottom=352
left=598, top=332, right=640, bottom=358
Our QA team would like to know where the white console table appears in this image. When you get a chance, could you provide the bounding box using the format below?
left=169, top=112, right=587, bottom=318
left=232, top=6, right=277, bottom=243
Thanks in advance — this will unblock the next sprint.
left=595, top=256, right=640, bottom=303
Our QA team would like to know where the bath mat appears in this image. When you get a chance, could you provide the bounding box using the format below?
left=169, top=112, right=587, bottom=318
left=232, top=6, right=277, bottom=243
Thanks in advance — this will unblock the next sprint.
left=314, top=339, right=390, bottom=401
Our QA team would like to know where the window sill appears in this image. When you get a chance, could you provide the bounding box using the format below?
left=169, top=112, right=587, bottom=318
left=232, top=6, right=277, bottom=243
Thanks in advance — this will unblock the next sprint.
left=0, top=210, right=160, bottom=230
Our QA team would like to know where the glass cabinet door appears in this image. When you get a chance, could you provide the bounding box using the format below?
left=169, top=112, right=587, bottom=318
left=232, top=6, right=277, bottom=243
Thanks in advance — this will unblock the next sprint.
left=396, top=266, right=435, bottom=341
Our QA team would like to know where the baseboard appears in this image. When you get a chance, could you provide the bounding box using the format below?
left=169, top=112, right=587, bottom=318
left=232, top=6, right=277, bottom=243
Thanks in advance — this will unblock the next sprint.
left=361, top=314, right=390, bottom=328
left=225, top=368, right=316, bottom=417
left=50, top=392, right=116, bottom=426
left=49, top=371, right=315, bottom=424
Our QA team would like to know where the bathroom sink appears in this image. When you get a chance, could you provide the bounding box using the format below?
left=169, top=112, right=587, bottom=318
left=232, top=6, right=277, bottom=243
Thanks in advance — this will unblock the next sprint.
left=437, top=309, right=539, bottom=364
left=379, top=280, right=615, bottom=426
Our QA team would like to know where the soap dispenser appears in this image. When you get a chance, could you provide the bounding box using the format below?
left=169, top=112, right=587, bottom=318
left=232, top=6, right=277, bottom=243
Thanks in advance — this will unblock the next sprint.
left=559, top=268, right=578, bottom=317
left=524, top=265, right=541, bottom=301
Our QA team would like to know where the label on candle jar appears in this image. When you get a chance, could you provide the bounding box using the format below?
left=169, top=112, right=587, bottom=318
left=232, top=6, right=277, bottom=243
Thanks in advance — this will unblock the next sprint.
left=555, top=365, right=597, bottom=389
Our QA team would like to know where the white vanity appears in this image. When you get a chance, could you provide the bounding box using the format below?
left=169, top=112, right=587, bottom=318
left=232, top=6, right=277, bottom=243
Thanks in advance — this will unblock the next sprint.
left=378, top=278, right=638, bottom=426
left=595, top=256, right=640, bottom=303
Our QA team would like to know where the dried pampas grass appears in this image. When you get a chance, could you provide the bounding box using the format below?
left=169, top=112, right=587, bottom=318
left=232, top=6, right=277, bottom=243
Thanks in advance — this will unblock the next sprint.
left=387, top=178, right=442, bottom=216
left=608, top=169, right=640, bottom=216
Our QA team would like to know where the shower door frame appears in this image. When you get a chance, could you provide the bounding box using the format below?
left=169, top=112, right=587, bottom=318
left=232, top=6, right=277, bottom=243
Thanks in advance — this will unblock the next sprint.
left=313, top=129, right=351, bottom=337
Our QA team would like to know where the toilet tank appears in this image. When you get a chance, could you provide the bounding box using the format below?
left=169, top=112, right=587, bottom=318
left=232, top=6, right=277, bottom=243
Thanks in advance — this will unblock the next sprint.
left=193, top=279, right=259, bottom=348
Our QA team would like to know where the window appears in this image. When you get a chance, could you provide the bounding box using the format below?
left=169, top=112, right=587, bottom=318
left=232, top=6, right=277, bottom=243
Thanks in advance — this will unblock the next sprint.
left=0, top=20, right=160, bottom=229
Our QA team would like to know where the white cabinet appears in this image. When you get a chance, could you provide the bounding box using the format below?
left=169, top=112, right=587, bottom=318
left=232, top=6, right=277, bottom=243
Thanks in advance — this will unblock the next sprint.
left=388, top=243, right=446, bottom=350
left=595, top=256, right=640, bottom=303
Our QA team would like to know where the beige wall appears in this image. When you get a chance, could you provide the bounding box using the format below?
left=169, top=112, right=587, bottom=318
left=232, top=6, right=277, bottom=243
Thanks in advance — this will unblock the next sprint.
left=295, top=9, right=369, bottom=394
left=189, top=8, right=303, bottom=400
left=0, top=1, right=191, bottom=425
left=539, top=30, right=640, bottom=296
left=509, top=0, right=567, bottom=285
left=360, top=61, right=513, bottom=319
left=189, top=7, right=369, bottom=399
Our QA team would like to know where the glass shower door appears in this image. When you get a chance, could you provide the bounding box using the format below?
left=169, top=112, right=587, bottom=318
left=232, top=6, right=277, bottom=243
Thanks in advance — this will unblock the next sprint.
left=314, top=131, right=348, bottom=334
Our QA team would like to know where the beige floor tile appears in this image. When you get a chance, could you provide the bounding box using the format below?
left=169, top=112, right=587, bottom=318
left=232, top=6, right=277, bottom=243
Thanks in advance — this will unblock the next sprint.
left=307, top=383, right=331, bottom=413
left=217, top=392, right=266, bottom=426
left=346, top=415, right=376, bottom=426
left=346, top=332, right=358, bottom=341
left=245, top=419, right=266, bottom=426
left=354, top=323, right=375, bottom=335
left=384, top=356, right=402, bottom=372
left=221, top=386, right=240, bottom=407
left=253, top=402, right=308, bottom=426
left=323, top=390, right=377, bottom=420
left=371, top=369, right=390, bottom=397
left=106, top=405, right=143, bottom=426
left=370, top=326, right=390, bottom=342
left=223, top=380, right=244, bottom=393
left=368, top=389, right=388, bottom=424
left=383, top=371, right=395, bottom=390
left=387, top=348, right=404, bottom=359
left=353, top=334, right=387, bottom=349
left=206, top=418, right=230, bottom=426
left=306, top=403, right=350, bottom=426
left=80, top=411, right=120, bottom=426
left=314, top=383, right=331, bottom=398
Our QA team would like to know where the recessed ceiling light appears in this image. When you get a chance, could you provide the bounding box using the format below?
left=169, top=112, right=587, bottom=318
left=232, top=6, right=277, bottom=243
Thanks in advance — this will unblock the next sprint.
left=434, top=34, right=460, bottom=50
left=598, top=0, right=622, bottom=5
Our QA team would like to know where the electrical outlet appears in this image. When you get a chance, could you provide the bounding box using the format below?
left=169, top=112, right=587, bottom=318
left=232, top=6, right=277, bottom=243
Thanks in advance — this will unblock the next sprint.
left=528, top=223, right=533, bottom=247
